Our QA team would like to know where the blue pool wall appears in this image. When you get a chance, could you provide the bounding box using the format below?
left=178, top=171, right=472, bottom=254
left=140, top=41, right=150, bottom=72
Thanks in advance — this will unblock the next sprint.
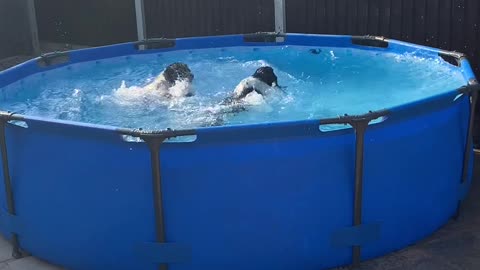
left=0, top=34, right=477, bottom=88
left=0, top=34, right=476, bottom=270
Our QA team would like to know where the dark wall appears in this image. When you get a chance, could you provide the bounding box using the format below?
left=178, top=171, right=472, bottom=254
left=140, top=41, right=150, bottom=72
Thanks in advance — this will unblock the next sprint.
left=34, top=0, right=274, bottom=46
left=286, top=0, right=480, bottom=75
left=33, top=0, right=479, bottom=75
left=144, top=0, right=275, bottom=38
left=0, top=0, right=33, bottom=59
left=35, top=0, right=137, bottom=46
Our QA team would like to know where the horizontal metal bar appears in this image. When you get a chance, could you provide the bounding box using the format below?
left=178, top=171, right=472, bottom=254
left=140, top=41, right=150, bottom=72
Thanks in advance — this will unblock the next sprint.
left=352, top=36, right=389, bottom=48
left=319, top=110, right=388, bottom=126
left=118, top=128, right=196, bottom=139
left=37, top=51, right=70, bottom=67
left=120, top=111, right=387, bottom=142
left=0, top=112, right=25, bottom=122
left=243, top=32, right=286, bottom=43
left=134, top=38, right=176, bottom=50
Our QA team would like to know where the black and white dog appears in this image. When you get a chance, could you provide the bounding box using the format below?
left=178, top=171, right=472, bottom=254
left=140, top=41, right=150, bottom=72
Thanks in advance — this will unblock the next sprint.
left=232, top=66, right=281, bottom=101
left=206, top=66, right=284, bottom=126
left=144, top=62, right=195, bottom=97
left=222, top=66, right=283, bottom=106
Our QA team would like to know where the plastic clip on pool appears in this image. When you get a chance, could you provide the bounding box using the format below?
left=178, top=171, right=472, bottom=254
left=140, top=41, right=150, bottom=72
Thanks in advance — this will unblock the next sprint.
left=0, top=33, right=478, bottom=270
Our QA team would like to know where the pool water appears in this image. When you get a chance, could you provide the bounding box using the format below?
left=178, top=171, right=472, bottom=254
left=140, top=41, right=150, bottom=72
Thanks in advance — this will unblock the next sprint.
left=0, top=46, right=467, bottom=130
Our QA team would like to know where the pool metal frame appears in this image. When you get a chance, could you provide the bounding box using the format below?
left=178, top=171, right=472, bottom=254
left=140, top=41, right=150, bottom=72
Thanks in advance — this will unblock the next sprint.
left=0, top=33, right=478, bottom=270
left=457, top=82, right=479, bottom=219
left=0, top=113, right=21, bottom=258
left=320, top=110, right=388, bottom=266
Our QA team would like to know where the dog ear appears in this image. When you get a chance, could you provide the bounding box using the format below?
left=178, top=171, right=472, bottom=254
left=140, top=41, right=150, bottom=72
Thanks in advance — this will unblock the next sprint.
left=163, top=66, right=176, bottom=84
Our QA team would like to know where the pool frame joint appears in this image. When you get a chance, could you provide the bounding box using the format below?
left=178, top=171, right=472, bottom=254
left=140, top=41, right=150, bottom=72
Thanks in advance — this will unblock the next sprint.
left=243, top=32, right=286, bottom=43
left=118, top=128, right=196, bottom=270
left=351, top=36, right=389, bottom=48
left=134, top=38, right=176, bottom=50
left=37, top=51, right=70, bottom=67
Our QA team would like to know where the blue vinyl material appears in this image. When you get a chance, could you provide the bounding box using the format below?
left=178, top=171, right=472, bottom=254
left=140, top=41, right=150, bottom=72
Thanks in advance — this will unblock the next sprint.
left=331, top=223, right=381, bottom=248
left=0, top=34, right=476, bottom=270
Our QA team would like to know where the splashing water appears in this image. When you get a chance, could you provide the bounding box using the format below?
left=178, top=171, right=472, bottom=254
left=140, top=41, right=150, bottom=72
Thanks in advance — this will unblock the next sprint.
left=0, top=46, right=467, bottom=130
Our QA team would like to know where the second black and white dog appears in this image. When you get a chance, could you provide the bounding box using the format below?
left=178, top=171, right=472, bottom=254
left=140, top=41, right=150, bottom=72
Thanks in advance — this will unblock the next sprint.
left=220, top=66, right=284, bottom=107
left=230, top=66, right=281, bottom=101
left=206, top=66, right=284, bottom=126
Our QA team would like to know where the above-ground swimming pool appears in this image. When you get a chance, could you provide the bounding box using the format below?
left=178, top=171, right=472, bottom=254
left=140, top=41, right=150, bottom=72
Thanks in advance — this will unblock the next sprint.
left=0, top=33, right=478, bottom=270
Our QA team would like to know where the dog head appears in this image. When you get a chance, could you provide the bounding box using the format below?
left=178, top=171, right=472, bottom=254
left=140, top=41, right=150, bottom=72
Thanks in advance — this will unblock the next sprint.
left=252, top=66, right=278, bottom=87
left=163, top=62, right=194, bottom=86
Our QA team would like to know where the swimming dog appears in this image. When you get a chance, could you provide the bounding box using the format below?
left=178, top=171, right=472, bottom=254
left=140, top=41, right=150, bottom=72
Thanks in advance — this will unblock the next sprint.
left=220, top=66, right=284, bottom=107
left=231, top=66, right=281, bottom=101
left=144, top=62, right=195, bottom=98
left=207, top=66, right=284, bottom=126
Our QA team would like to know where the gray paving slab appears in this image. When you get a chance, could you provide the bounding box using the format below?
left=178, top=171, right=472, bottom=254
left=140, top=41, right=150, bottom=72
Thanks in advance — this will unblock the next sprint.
left=6, top=257, right=62, bottom=270
left=0, top=235, right=13, bottom=263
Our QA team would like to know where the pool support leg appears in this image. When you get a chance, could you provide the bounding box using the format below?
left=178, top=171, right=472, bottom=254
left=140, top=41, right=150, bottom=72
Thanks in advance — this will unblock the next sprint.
left=320, top=111, right=387, bottom=269
left=461, top=84, right=479, bottom=184
left=456, top=83, right=479, bottom=219
left=145, top=137, right=168, bottom=270
left=0, top=116, right=22, bottom=259
left=117, top=128, right=195, bottom=268
left=351, top=120, right=368, bottom=268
